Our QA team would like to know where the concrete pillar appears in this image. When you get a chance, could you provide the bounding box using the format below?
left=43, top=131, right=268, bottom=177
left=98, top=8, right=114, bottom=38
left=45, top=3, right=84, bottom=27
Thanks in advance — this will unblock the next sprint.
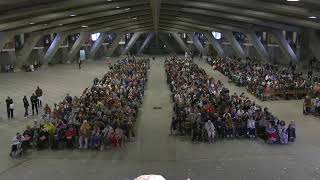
left=223, top=31, right=246, bottom=59
left=172, top=32, right=189, bottom=53
left=106, top=33, right=124, bottom=57
left=0, top=32, right=9, bottom=51
left=246, top=31, right=269, bottom=61
left=204, top=32, right=225, bottom=57
left=89, top=32, right=107, bottom=59
left=138, top=32, right=155, bottom=54
left=16, top=34, right=41, bottom=68
left=122, top=32, right=142, bottom=55
left=187, top=33, right=206, bottom=55
left=308, top=30, right=320, bottom=62
left=68, top=32, right=89, bottom=62
left=271, top=30, right=299, bottom=63
left=43, top=32, right=67, bottom=65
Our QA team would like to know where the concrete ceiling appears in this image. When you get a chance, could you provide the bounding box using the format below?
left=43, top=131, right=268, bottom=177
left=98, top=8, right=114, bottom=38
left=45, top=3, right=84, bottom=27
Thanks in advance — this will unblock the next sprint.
left=0, top=0, right=319, bottom=36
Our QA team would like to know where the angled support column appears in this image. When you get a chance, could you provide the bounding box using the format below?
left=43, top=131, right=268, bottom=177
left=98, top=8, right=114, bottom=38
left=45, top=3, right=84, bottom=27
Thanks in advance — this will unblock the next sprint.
left=246, top=31, right=269, bottom=61
left=308, top=30, right=320, bottom=62
left=89, top=32, right=108, bottom=59
left=204, top=32, right=225, bottom=57
left=106, top=33, right=124, bottom=57
left=43, top=32, right=67, bottom=65
left=16, top=34, right=42, bottom=68
left=68, top=32, right=90, bottom=61
left=122, top=32, right=142, bottom=55
left=0, top=32, right=9, bottom=52
left=138, top=32, right=155, bottom=54
left=172, top=32, right=189, bottom=53
left=187, top=33, right=206, bottom=55
left=271, top=30, right=299, bottom=63
left=223, top=31, right=246, bottom=59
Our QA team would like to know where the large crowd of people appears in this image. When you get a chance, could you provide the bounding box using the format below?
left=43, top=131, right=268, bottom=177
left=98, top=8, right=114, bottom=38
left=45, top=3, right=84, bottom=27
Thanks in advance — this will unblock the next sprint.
left=10, top=57, right=150, bottom=157
left=166, top=56, right=296, bottom=144
left=208, top=57, right=312, bottom=100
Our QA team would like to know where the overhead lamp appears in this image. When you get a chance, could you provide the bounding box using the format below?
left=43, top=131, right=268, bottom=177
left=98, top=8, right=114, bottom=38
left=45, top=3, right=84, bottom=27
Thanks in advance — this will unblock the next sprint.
left=125, top=8, right=131, bottom=10
left=59, top=24, right=63, bottom=26
left=81, top=25, right=89, bottom=28
left=286, top=0, right=300, bottom=1
left=133, top=17, right=137, bottom=20
left=70, top=14, right=76, bottom=17
left=44, top=24, right=48, bottom=26
left=116, top=6, right=120, bottom=9
left=29, top=22, right=35, bottom=25
left=107, top=0, right=112, bottom=1
left=309, top=16, right=317, bottom=19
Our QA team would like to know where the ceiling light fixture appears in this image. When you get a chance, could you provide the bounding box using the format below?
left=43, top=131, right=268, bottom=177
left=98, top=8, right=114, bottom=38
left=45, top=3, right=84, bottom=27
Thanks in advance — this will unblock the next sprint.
left=81, top=25, right=89, bottom=28
left=309, top=16, right=317, bottom=19
left=70, top=14, right=76, bottom=17
left=133, top=17, right=137, bottom=20
left=116, top=6, right=120, bottom=9
left=29, top=22, right=35, bottom=25
left=286, top=0, right=300, bottom=1
left=59, top=24, right=63, bottom=26
left=125, top=8, right=131, bottom=10
left=107, top=0, right=112, bottom=1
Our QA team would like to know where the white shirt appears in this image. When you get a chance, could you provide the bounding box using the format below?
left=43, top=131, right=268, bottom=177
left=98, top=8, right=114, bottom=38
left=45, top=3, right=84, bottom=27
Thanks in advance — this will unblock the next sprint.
left=205, top=121, right=215, bottom=132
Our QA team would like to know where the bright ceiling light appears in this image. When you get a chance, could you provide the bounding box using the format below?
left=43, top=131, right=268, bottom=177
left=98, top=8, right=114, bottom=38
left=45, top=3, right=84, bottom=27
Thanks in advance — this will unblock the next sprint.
left=286, top=0, right=300, bottom=1
left=125, top=8, right=131, bottom=10
left=29, top=22, right=35, bottom=25
left=309, top=16, right=317, bottom=19
left=133, top=17, right=137, bottom=20
left=70, top=14, right=76, bottom=17
left=107, top=0, right=112, bottom=1
left=81, top=25, right=89, bottom=28
left=116, top=6, right=120, bottom=9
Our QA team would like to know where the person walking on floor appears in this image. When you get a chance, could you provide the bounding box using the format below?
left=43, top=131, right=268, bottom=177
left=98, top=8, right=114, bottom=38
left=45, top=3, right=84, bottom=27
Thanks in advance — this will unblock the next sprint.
left=6, top=97, right=14, bottom=119
left=35, top=86, right=43, bottom=107
left=30, top=93, right=38, bottom=115
left=23, top=96, right=29, bottom=118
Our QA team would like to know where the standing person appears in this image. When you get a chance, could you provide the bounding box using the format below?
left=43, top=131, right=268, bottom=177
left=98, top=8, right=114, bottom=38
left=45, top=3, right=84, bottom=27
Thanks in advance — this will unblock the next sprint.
left=30, top=93, right=38, bottom=115
left=78, top=60, right=82, bottom=69
left=35, top=86, right=43, bottom=107
left=6, top=97, right=14, bottom=119
left=23, top=96, right=29, bottom=118
left=205, top=120, right=215, bottom=143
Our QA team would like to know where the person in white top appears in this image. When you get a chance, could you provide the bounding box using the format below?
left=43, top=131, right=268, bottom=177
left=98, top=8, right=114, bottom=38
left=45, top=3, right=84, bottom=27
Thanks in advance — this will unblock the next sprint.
left=247, top=118, right=256, bottom=138
left=205, top=120, right=215, bottom=143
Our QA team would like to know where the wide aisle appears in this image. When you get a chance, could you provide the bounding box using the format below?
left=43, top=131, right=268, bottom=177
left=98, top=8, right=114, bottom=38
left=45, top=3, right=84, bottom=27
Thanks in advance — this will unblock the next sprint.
left=133, top=57, right=176, bottom=161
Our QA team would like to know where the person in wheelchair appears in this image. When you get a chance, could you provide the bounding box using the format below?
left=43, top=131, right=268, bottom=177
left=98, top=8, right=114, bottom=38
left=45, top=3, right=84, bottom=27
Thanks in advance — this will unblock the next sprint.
left=10, top=133, right=23, bottom=157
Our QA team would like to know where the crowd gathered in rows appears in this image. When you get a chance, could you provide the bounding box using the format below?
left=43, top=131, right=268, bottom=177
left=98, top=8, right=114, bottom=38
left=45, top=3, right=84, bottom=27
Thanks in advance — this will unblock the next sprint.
left=166, top=56, right=296, bottom=144
left=208, top=57, right=313, bottom=100
left=10, top=57, right=150, bottom=156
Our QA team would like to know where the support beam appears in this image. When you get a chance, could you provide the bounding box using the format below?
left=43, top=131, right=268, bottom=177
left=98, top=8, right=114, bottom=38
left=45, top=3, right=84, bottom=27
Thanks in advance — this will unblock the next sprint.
left=246, top=31, right=269, bottom=61
left=89, top=32, right=108, bottom=59
left=187, top=33, right=206, bottom=55
left=223, top=31, right=246, bottom=59
left=0, top=32, right=9, bottom=51
left=138, top=32, right=155, bottom=54
left=271, top=30, right=299, bottom=63
left=122, top=32, right=142, bottom=55
left=106, top=33, right=124, bottom=57
left=150, top=0, right=161, bottom=32
left=43, top=32, right=67, bottom=65
left=68, top=32, right=90, bottom=62
left=204, top=32, right=225, bottom=57
left=171, top=32, right=189, bottom=53
left=16, top=34, right=41, bottom=68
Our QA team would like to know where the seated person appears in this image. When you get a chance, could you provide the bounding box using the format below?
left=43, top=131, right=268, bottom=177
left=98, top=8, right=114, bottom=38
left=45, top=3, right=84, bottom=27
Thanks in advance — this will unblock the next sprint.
left=65, top=126, right=75, bottom=149
left=265, top=123, right=277, bottom=144
left=37, top=126, right=49, bottom=150
left=10, top=133, right=23, bottom=157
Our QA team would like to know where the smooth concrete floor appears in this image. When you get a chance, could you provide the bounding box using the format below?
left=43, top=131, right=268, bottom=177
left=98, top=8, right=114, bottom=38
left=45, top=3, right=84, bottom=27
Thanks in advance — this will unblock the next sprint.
left=0, top=58, right=320, bottom=180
